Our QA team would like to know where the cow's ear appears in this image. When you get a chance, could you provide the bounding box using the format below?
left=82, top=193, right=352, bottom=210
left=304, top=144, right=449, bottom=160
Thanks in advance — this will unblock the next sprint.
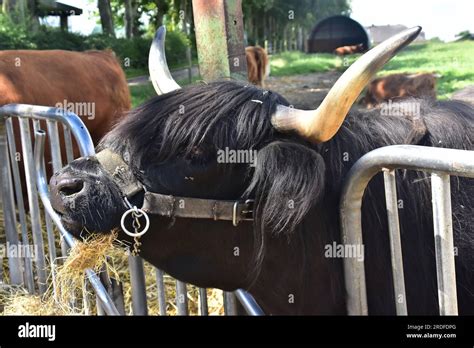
left=244, top=141, right=325, bottom=236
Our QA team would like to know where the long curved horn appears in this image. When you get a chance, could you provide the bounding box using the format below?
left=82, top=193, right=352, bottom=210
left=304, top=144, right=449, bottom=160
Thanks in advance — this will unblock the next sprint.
left=271, top=26, right=422, bottom=143
left=148, top=26, right=181, bottom=95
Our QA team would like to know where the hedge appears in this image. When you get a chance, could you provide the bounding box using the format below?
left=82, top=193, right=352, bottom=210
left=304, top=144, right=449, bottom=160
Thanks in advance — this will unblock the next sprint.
left=0, top=15, right=191, bottom=70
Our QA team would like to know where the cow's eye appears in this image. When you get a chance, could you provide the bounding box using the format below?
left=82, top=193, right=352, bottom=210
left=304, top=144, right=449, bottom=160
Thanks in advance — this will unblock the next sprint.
left=186, top=145, right=214, bottom=165
left=189, top=146, right=204, bottom=157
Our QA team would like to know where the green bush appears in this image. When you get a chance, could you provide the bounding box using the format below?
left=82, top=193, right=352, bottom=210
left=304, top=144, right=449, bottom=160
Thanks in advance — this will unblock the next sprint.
left=163, top=30, right=190, bottom=67
left=30, top=27, right=87, bottom=51
left=0, top=14, right=192, bottom=70
left=0, top=15, right=34, bottom=49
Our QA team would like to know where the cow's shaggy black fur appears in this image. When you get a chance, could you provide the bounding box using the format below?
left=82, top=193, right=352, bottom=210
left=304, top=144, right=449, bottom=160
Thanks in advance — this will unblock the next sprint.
left=56, top=80, right=473, bottom=314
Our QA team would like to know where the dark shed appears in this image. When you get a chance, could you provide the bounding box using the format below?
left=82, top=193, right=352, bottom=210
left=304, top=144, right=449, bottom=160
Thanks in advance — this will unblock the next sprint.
left=307, top=15, right=369, bottom=53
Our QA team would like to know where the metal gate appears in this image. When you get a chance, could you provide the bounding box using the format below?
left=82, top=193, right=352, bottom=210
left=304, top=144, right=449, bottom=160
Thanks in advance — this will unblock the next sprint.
left=0, top=103, right=263, bottom=316
left=340, top=144, right=474, bottom=315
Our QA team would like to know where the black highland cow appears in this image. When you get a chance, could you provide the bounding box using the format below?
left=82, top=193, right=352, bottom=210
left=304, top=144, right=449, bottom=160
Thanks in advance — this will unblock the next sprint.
left=49, top=27, right=474, bottom=315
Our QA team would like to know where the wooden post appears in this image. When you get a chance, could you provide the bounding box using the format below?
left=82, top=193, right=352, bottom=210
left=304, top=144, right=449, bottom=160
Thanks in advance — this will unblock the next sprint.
left=60, top=15, right=68, bottom=32
left=192, top=0, right=247, bottom=81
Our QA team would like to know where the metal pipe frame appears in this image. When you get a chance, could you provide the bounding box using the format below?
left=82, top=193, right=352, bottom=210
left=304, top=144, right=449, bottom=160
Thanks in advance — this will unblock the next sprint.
left=128, top=255, right=148, bottom=315
left=0, top=104, right=265, bottom=316
left=34, top=129, right=119, bottom=315
left=0, top=104, right=94, bottom=156
left=18, top=118, right=48, bottom=294
left=4, top=119, right=34, bottom=291
left=431, top=173, right=458, bottom=315
left=0, top=120, right=23, bottom=285
left=155, top=268, right=167, bottom=316
left=382, top=169, right=407, bottom=315
left=0, top=104, right=118, bottom=315
left=176, top=280, right=189, bottom=315
left=340, top=145, right=474, bottom=315
left=234, top=289, right=265, bottom=316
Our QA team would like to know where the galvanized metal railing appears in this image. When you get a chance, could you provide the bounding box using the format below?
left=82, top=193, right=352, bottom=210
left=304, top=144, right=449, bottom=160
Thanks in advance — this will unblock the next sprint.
left=0, top=103, right=263, bottom=316
left=0, top=104, right=119, bottom=315
left=340, top=144, right=474, bottom=315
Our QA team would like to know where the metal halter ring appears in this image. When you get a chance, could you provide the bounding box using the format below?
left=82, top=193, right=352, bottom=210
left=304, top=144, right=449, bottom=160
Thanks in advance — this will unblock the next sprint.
left=120, top=206, right=150, bottom=238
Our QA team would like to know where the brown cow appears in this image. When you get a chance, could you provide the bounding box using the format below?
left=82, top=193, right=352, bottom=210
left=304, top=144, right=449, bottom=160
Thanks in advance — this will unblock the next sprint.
left=0, top=49, right=130, bottom=144
left=334, top=43, right=364, bottom=56
left=246, top=46, right=270, bottom=87
left=362, top=72, right=437, bottom=107
left=0, top=49, right=130, bottom=193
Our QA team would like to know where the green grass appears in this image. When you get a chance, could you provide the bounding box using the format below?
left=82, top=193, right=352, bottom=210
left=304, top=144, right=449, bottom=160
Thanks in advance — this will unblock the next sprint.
left=129, top=40, right=474, bottom=105
left=129, top=76, right=201, bottom=107
left=125, top=60, right=199, bottom=79
left=125, top=68, right=148, bottom=79
left=129, top=83, right=156, bottom=106
left=270, top=40, right=474, bottom=99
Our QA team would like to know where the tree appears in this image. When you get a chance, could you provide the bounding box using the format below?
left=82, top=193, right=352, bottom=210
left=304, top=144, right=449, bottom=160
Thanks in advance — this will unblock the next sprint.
left=242, top=0, right=351, bottom=52
left=98, top=0, right=116, bottom=37
left=124, top=0, right=134, bottom=37
left=2, top=0, right=27, bottom=23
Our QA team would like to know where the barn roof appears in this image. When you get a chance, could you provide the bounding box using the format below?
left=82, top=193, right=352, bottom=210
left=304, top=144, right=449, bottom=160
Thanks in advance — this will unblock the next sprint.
left=307, top=15, right=369, bottom=53
left=36, top=0, right=83, bottom=16
left=365, top=25, right=426, bottom=44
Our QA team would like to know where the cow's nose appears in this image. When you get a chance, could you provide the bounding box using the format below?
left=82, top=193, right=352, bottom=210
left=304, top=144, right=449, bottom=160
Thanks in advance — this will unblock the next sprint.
left=56, top=178, right=84, bottom=197
left=50, top=175, right=85, bottom=211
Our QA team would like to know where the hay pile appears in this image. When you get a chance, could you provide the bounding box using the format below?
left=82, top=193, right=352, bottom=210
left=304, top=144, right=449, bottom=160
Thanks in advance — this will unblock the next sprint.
left=1, top=232, right=117, bottom=315
left=1, top=218, right=225, bottom=316
left=0, top=284, right=59, bottom=315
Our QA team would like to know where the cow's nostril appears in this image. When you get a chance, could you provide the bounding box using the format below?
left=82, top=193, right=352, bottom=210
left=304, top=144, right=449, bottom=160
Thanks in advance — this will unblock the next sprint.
left=57, top=179, right=84, bottom=197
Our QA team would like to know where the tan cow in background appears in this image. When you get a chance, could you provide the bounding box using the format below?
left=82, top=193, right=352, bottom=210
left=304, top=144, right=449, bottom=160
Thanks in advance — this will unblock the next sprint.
left=362, top=72, right=437, bottom=107
left=246, top=46, right=270, bottom=87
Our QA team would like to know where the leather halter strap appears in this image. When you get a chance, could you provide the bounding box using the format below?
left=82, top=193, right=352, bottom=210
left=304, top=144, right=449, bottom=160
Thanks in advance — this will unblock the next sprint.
left=95, top=149, right=254, bottom=226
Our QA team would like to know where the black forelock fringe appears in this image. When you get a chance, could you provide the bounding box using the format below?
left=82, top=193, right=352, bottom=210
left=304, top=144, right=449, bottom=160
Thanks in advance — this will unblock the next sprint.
left=99, top=80, right=290, bottom=171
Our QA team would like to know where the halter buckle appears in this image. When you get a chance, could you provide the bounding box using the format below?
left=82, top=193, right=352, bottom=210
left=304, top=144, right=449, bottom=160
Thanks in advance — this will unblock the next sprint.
left=232, top=199, right=254, bottom=227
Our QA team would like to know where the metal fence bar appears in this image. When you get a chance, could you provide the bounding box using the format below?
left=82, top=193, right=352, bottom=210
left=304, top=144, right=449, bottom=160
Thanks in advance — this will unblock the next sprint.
left=234, top=289, right=265, bottom=316
left=155, top=268, right=167, bottom=315
left=34, top=130, right=119, bottom=315
left=382, top=169, right=407, bottom=315
left=47, top=120, right=70, bottom=258
left=0, top=119, right=23, bottom=285
left=223, top=291, right=237, bottom=315
left=176, top=280, right=188, bottom=315
left=128, top=255, right=148, bottom=315
left=1, top=104, right=266, bottom=317
left=0, top=104, right=95, bottom=155
left=198, top=288, right=208, bottom=316
left=82, top=279, right=91, bottom=315
left=18, top=118, right=47, bottom=294
left=62, top=126, right=75, bottom=165
left=431, top=173, right=458, bottom=315
left=341, top=145, right=474, bottom=315
left=5, top=119, right=34, bottom=291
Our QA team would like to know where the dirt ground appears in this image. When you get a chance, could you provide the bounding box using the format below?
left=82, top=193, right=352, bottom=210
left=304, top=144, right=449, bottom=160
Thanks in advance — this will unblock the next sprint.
left=265, top=71, right=343, bottom=109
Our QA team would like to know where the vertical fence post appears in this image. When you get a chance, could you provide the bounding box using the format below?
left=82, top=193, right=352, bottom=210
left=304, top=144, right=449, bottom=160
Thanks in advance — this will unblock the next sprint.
left=383, top=169, right=407, bottom=315
left=19, top=119, right=48, bottom=294
left=192, top=0, right=247, bottom=82
left=0, top=118, right=23, bottom=285
left=176, top=280, right=189, bottom=315
left=128, top=255, right=148, bottom=315
left=198, top=288, right=209, bottom=315
left=431, top=173, right=458, bottom=315
left=155, top=268, right=167, bottom=315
